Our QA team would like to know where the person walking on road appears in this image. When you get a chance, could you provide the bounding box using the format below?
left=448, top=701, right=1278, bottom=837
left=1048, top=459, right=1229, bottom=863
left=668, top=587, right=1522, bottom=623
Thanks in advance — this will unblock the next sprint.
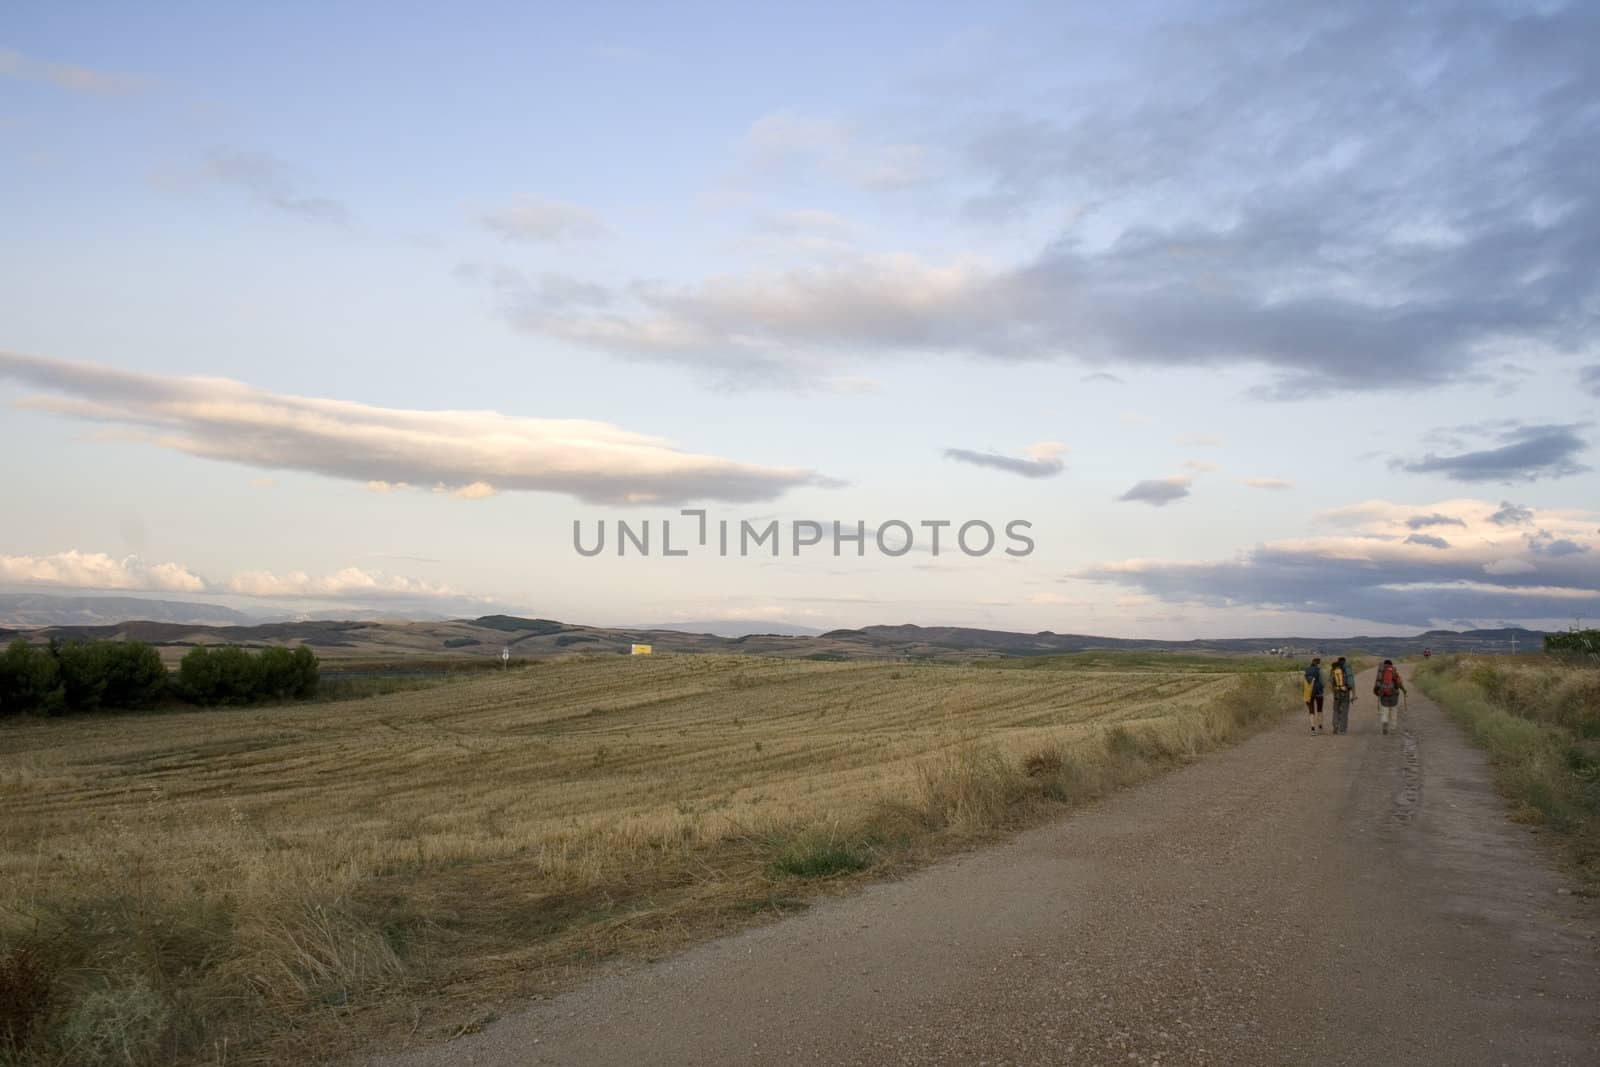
left=1303, top=657, right=1326, bottom=734
left=1374, top=659, right=1406, bottom=735
left=1329, top=656, right=1355, bottom=734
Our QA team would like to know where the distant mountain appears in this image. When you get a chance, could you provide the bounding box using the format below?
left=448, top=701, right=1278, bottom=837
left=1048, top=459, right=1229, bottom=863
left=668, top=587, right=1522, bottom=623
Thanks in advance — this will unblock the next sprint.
left=0, top=608, right=1546, bottom=662
left=635, top=620, right=828, bottom=638
left=0, top=593, right=259, bottom=629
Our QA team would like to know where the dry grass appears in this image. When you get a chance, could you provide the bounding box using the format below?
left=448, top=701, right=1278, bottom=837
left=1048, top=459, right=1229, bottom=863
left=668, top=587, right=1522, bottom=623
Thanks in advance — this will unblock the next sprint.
left=0, top=654, right=1296, bottom=1065
left=1416, top=654, right=1600, bottom=882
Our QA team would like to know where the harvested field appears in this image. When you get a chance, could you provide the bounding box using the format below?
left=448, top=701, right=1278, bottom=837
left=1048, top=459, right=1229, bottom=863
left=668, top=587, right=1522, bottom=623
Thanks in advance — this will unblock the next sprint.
left=0, top=653, right=1296, bottom=1065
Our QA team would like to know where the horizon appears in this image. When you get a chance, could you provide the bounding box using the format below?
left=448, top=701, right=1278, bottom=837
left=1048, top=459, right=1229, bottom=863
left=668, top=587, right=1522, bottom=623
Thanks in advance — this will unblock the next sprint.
left=5, top=1, right=1598, bottom=640
left=0, top=589, right=1557, bottom=646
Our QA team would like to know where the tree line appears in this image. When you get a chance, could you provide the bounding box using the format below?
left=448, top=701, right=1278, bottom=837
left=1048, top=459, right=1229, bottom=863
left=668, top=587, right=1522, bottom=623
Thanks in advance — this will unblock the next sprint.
left=1544, top=630, right=1600, bottom=658
left=0, top=639, right=320, bottom=716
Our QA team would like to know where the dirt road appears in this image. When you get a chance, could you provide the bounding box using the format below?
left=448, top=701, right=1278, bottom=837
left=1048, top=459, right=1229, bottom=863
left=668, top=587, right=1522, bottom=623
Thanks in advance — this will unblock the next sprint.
left=373, top=667, right=1599, bottom=1065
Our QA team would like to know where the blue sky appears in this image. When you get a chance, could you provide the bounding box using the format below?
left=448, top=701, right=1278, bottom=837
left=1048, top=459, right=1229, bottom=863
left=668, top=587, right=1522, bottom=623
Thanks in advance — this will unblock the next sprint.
left=3, top=0, right=1597, bottom=637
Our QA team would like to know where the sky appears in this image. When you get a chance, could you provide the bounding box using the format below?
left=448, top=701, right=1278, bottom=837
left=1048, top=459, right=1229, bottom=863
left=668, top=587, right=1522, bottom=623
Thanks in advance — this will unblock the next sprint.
left=2, top=0, right=1597, bottom=639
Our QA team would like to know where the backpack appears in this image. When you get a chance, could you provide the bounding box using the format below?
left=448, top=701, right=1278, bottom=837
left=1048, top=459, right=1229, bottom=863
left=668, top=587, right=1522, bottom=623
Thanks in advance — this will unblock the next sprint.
left=1331, top=665, right=1348, bottom=690
left=1377, top=665, right=1399, bottom=698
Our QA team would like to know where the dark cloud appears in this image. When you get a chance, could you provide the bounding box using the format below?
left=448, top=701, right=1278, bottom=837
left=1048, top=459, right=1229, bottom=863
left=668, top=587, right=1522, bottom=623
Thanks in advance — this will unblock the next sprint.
left=1405, top=513, right=1467, bottom=530
left=480, top=2, right=1600, bottom=394
left=1395, top=423, right=1589, bottom=483
left=1529, top=530, right=1590, bottom=558
left=1404, top=533, right=1450, bottom=549
left=1581, top=366, right=1600, bottom=397
left=203, top=151, right=350, bottom=225
left=1118, top=476, right=1191, bottom=507
left=1489, top=501, right=1535, bottom=526
left=1081, top=371, right=1125, bottom=384
left=944, top=446, right=1066, bottom=479
left=1078, top=537, right=1600, bottom=628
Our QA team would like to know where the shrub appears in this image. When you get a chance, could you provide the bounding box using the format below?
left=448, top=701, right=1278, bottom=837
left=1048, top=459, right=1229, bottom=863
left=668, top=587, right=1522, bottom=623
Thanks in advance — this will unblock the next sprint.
left=178, top=645, right=320, bottom=706
left=768, top=832, right=872, bottom=878
left=0, top=640, right=65, bottom=716
left=256, top=646, right=319, bottom=700
left=55, top=641, right=168, bottom=712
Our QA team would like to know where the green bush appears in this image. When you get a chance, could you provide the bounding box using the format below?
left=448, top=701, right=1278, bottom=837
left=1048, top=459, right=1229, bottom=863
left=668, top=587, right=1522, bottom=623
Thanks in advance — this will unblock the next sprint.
left=178, top=645, right=319, bottom=705
left=0, top=640, right=65, bottom=716
left=1545, top=629, right=1600, bottom=657
left=55, top=641, right=167, bottom=711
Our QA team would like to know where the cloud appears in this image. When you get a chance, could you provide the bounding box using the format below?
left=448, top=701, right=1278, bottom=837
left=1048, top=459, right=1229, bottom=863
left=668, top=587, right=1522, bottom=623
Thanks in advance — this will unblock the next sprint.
left=1405, top=513, right=1467, bottom=530
left=1081, top=371, right=1125, bottom=385
left=0, top=351, right=828, bottom=505
left=1580, top=366, right=1600, bottom=397
left=1528, top=530, right=1590, bottom=558
left=944, top=441, right=1067, bottom=479
left=1118, top=475, right=1191, bottom=507
left=0, top=47, right=147, bottom=94
left=477, top=3, right=1596, bottom=394
left=0, top=547, right=479, bottom=605
left=226, top=567, right=459, bottom=599
left=1181, top=459, right=1218, bottom=473
left=739, top=112, right=931, bottom=190
left=1395, top=424, right=1590, bottom=483
left=480, top=197, right=605, bottom=243
left=0, top=550, right=204, bottom=593
left=1483, top=558, right=1536, bottom=576
left=1177, top=433, right=1223, bottom=448
left=1404, top=533, right=1450, bottom=549
left=201, top=151, right=349, bottom=224
left=1244, top=478, right=1293, bottom=491
left=1077, top=498, right=1600, bottom=627
left=1488, top=500, right=1534, bottom=526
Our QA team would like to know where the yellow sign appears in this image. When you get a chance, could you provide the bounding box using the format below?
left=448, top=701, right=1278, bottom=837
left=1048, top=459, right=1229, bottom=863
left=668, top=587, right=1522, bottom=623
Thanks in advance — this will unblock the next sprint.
left=631, top=643, right=653, bottom=656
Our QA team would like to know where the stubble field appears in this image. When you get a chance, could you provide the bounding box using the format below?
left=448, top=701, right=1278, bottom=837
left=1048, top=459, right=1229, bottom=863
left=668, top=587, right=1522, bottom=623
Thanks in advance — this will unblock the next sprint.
left=0, top=653, right=1295, bottom=1065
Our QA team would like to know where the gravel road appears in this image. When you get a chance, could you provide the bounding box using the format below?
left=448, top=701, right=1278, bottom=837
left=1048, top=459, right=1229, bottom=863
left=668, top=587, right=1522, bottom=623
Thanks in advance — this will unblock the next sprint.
left=372, top=666, right=1599, bottom=1065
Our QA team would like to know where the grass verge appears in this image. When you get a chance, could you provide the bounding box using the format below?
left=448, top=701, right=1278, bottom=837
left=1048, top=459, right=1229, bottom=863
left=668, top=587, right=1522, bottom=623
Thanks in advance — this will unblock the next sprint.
left=1414, top=654, right=1600, bottom=885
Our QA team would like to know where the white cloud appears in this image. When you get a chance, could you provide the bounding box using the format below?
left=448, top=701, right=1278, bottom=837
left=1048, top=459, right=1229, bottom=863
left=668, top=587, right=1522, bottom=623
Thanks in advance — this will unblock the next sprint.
left=0, top=550, right=204, bottom=593
left=1244, top=478, right=1294, bottom=490
left=0, top=351, right=826, bottom=504
left=226, top=567, right=460, bottom=599
left=480, top=197, right=605, bottom=243
left=0, top=47, right=147, bottom=94
left=739, top=112, right=931, bottom=190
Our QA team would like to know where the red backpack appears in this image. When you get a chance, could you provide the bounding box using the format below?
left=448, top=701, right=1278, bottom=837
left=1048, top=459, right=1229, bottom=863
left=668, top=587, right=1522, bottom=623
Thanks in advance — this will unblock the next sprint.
left=1377, top=665, right=1399, bottom=698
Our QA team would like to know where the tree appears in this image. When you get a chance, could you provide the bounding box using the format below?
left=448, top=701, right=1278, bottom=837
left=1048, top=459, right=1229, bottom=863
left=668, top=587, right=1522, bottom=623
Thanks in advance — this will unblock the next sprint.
left=0, top=640, right=65, bottom=716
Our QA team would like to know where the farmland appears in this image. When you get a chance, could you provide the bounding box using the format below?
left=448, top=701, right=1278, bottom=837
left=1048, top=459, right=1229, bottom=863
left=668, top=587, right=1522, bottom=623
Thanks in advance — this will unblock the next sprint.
left=0, top=653, right=1296, bottom=1065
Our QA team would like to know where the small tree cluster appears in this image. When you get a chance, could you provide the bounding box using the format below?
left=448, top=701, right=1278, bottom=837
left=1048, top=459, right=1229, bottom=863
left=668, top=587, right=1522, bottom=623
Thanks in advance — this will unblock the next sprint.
left=0, top=639, right=166, bottom=716
left=177, top=645, right=319, bottom=705
left=1545, top=630, right=1600, bottom=658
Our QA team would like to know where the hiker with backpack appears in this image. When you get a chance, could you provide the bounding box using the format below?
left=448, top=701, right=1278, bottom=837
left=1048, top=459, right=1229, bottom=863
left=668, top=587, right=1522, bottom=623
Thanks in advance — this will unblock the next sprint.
left=1303, top=657, right=1326, bottom=734
left=1329, top=656, right=1355, bottom=734
left=1374, top=660, right=1406, bottom=734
